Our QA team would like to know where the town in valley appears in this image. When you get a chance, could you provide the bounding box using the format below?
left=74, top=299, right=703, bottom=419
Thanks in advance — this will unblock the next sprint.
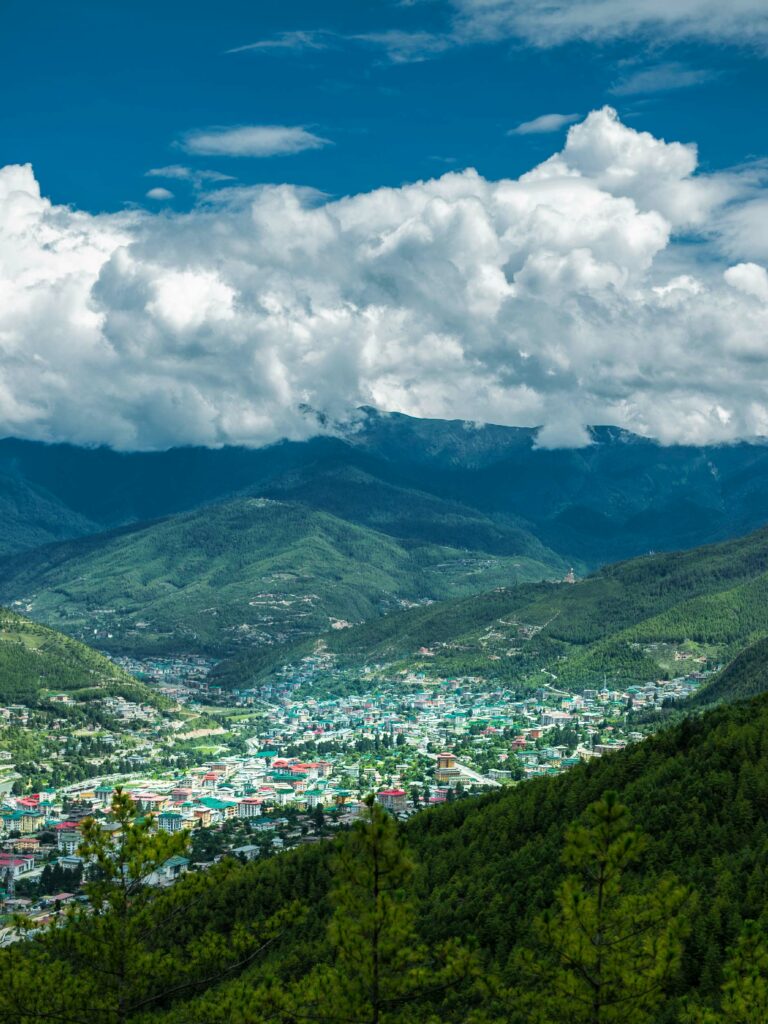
left=0, top=638, right=714, bottom=940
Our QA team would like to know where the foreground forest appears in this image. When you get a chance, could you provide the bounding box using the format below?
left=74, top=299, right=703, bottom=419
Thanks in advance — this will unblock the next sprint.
left=5, top=688, right=768, bottom=1022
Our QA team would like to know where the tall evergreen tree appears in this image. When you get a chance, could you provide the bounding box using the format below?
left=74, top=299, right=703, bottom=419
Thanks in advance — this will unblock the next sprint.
left=290, top=794, right=470, bottom=1024
left=513, top=792, right=690, bottom=1024
left=0, top=789, right=282, bottom=1024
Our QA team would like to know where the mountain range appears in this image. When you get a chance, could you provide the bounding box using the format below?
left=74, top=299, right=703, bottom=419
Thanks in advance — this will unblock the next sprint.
left=0, top=498, right=561, bottom=657
left=4, top=410, right=768, bottom=692
left=3, top=409, right=768, bottom=567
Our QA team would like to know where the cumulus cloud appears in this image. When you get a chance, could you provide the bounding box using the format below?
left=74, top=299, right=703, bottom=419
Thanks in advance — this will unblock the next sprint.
left=145, top=187, right=174, bottom=201
left=180, top=125, right=331, bottom=158
left=725, top=262, right=768, bottom=301
left=1, top=108, right=768, bottom=450
left=509, top=113, right=581, bottom=135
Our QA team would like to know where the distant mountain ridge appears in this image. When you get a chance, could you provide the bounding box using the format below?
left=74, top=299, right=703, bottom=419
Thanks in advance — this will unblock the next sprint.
left=3, top=409, right=768, bottom=566
left=0, top=498, right=563, bottom=657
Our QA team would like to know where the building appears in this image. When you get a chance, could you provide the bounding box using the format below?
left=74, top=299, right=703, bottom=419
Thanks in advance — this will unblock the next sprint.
left=95, top=785, right=114, bottom=806
left=542, top=711, right=573, bottom=727
left=147, top=856, right=189, bottom=887
left=377, top=789, right=407, bottom=813
left=158, top=811, right=184, bottom=834
left=197, top=797, right=238, bottom=821
left=0, top=852, right=35, bottom=878
left=58, top=855, right=84, bottom=873
left=57, top=829, right=81, bottom=855
left=435, top=752, right=460, bottom=784
left=231, top=845, right=260, bottom=862
left=237, top=798, right=263, bottom=819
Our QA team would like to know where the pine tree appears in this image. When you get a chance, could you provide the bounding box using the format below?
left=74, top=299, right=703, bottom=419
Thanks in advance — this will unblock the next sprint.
left=513, top=792, right=691, bottom=1024
left=290, top=794, right=470, bottom=1024
left=688, top=921, right=768, bottom=1024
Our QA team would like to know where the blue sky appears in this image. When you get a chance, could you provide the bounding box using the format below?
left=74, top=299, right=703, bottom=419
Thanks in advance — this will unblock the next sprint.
left=2, top=0, right=766, bottom=212
left=1, top=0, right=768, bottom=450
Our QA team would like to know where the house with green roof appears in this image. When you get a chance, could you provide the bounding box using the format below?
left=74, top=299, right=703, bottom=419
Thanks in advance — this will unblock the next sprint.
left=148, top=855, right=189, bottom=887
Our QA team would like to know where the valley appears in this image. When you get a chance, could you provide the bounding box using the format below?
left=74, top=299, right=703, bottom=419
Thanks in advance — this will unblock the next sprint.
left=3, top=418, right=768, bottom=1020
left=7, top=22, right=768, bottom=1018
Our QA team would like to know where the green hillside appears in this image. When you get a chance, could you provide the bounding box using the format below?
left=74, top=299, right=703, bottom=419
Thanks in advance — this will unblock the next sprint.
left=691, top=636, right=768, bottom=707
left=0, top=498, right=563, bottom=657
left=212, top=522, right=768, bottom=692
left=0, top=608, right=149, bottom=705
left=0, top=473, right=98, bottom=556
left=257, top=462, right=560, bottom=560
left=7, top=692, right=768, bottom=1021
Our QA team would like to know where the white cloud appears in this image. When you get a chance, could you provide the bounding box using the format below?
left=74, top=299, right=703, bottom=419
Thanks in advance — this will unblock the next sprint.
left=509, top=113, right=581, bottom=135
left=2, top=110, right=768, bottom=450
left=610, top=62, right=713, bottom=96
left=717, top=194, right=768, bottom=262
left=452, top=0, right=768, bottom=49
left=226, top=30, right=330, bottom=55
left=225, top=1, right=767, bottom=69
left=526, top=107, right=736, bottom=230
left=725, top=262, right=768, bottom=301
left=146, top=165, right=235, bottom=189
left=145, top=187, right=174, bottom=201
left=180, top=125, right=331, bottom=158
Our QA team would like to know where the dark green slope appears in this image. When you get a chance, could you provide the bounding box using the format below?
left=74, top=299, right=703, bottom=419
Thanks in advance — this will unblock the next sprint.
left=0, top=472, right=98, bottom=556
left=0, top=608, right=149, bottom=705
left=257, top=462, right=558, bottom=561
left=212, top=521, right=768, bottom=690
left=692, top=636, right=768, bottom=707
left=0, top=498, right=561, bottom=657
left=402, top=694, right=768, bottom=990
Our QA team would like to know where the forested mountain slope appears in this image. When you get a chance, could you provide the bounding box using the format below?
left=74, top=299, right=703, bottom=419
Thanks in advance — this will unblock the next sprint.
left=0, top=473, right=98, bottom=557
left=0, top=498, right=562, bottom=657
left=0, top=608, right=150, bottom=705
left=212, top=521, right=768, bottom=693
left=691, top=636, right=768, bottom=707
left=4, top=409, right=768, bottom=566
